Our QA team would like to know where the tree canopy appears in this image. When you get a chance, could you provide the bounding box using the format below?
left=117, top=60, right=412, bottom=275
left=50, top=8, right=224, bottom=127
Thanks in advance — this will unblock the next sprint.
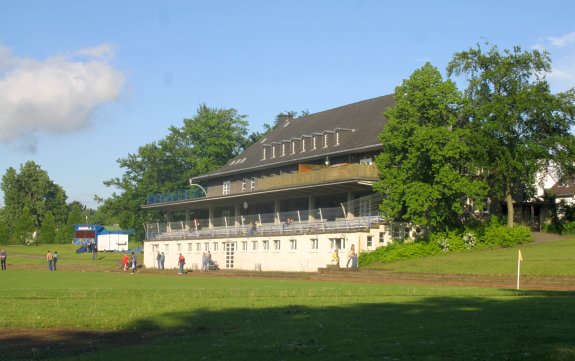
left=447, top=44, right=575, bottom=227
left=374, top=63, right=488, bottom=230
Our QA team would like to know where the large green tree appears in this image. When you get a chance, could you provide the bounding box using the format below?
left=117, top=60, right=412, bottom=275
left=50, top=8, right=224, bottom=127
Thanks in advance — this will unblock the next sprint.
left=101, top=104, right=252, bottom=240
left=374, top=63, right=488, bottom=230
left=447, top=44, right=575, bottom=227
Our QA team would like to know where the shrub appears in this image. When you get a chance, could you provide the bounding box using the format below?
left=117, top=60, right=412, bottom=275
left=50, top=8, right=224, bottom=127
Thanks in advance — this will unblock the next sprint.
left=481, top=219, right=532, bottom=247
left=359, top=240, right=441, bottom=265
left=561, top=221, right=575, bottom=235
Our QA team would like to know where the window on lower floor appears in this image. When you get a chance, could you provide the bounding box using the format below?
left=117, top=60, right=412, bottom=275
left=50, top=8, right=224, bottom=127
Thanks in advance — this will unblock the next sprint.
left=152, top=244, right=159, bottom=252
left=213, top=242, right=218, bottom=252
left=379, top=232, right=385, bottom=243
left=188, top=243, right=193, bottom=252
left=329, top=238, right=345, bottom=250
left=310, top=238, right=318, bottom=250
left=177, top=243, right=182, bottom=252
left=164, top=244, right=169, bottom=253
left=196, top=243, right=201, bottom=252
left=289, top=239, right=297, bottom=250
left=204, top=242, right=209, bottom=251
left=263, top=240, right=269, bottom=250
left=252, top=241, right=258, bottom=250
left=367, top=235, right=373, bottom=247
left=274, top=240, right=281, bottom=250
left=241, top=241, right=248, bottom=251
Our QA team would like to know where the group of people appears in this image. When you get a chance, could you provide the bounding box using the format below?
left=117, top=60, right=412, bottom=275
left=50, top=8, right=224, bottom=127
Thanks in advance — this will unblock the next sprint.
left=248, top=220, right=262, bottom=235
left=155, top=251, right=166, bottom=269
left=46, top=250, right=59, bottom=271
left=331, top=244, right=357, bottom=268
left=201, top=251, right=212, bottom=272
left=122, top=252, right=138, bottom=273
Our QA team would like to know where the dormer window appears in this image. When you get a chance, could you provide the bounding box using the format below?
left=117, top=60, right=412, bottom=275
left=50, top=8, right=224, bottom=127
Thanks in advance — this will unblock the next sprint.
left=301, top=138, right=306, bottom=152
left=281, top=143, right=286, bottom=157
left=291, top=141, right=296, bottom=154
left=335, top=130, right=340, bottom=146
left=312, top=136, right=317, bottom=150
left=262, top=147, right=267, bottom=160
left=223, top=181, right=231, bottom=195
left=324, top=134, right=328, bottom=148
left=271, top=145, right=276, bottom=158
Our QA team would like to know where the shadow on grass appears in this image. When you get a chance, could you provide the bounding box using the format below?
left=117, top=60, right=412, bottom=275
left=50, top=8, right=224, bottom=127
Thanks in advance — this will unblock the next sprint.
left=2, top=290, right=575, bottom=361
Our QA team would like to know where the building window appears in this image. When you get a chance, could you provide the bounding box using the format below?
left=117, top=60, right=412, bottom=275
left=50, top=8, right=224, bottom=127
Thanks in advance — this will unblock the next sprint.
left=392, top=223, right=407, bottom=241
left=223, top=181, right=231, bottom=195
left=263, top=240, right=269, bottom=250
left=241, top=179, right=246, bottom=192
left=329, top=238, right=345, bottom=250
left=262, top=147, right=267, bottom=160
left=271, top=145, right=276, bottom=158
left=291, top=142, right=296, bottom=154
left=213, top=242, right=218, bottom=251
left=379, top=232, right=385, bottom=243
left=152, top=244, right=159, bottom=252
left=188, top=243, right=193, bottom=252
left=324, top=134, right=328, bottom=148
left=281, top=143, right=286, bottom=156
left=164, top=244, right=169, bottom=253
left=196, top=243, right=201, bottom=252
left=301, top=138, right=306, bottom=152
left=241, top=241, right=248, bottom=251
left=289, top=239, right=297, bottom=250
left=273, top=240, right=281, bottom=250
left=204, top=242, right=209, bottom=251
left=312, top=136, right=317, bottom=150
left=252, top=241, right=258, bottom=250
left=251, top=177, right=256, bottom=191
left=367, top=235, right=373, bottom=247
left=310, top=238, right=318, bottom=250
left=177, top=243, right=182, bottom=252
left=335, top=131, right=340, bottom=146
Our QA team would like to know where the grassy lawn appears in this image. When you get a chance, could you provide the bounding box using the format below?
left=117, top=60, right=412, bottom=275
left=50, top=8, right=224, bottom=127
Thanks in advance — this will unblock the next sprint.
left=367, top=238, right=575, bottom=276
left=1, top=240, right=574, bottom=360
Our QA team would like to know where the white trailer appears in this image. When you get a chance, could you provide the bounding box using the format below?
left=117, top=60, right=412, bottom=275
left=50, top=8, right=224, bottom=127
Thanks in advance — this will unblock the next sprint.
left=97, top=233, right=129, bottom=252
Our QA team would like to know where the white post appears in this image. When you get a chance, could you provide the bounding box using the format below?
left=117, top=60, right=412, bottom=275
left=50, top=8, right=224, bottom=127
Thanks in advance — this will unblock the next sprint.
left=516, top=251, right=521, bottom=290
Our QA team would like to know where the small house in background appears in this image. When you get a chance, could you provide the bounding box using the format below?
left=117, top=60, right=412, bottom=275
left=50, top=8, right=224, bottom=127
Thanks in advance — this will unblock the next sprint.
left=73, top=224, right=132, bottom=253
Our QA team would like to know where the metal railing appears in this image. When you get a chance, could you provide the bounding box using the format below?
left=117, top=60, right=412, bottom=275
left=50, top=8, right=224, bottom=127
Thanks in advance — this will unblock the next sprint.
left=147, top=188, right=206, bottom=205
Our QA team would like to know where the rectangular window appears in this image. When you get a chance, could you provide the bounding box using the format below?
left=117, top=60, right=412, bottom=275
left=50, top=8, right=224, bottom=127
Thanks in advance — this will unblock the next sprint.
left=177, top=243, right=182, bottom=252
left=241, top=179, right=246, bottom=192
left=262, top=147, right=267, bottom=160
left=301, top=138, right=306, bottom=152
left=251, top=177, right=256, bottom=191
left=164, top=244, right=169, bottom=253
left=329, top=238, right=345, bottom=250
left=310, top=238, right=318, bottom=250
left=271, top=145, right=276, bottom=158
left=223, top=181, right=231, bottom=195
left=281, top=143, right=286, bottom=156
left=196, top=243, right=201, bottom=251
left=291, top=142, right=296, bottom=154
left=263, top=240, right=269, bottom=250
left=204, top=242, right=209, bottom=251
left=152, top=244, right=159, bottom=252
left=324, top=134, right=328, bottom=148
left=313, top=136, right=317, bottom=150
left=290, top=239, right=297, bottom=250
left=188, top=243, right=193, bottom=252
left=213, top=242, right=218, bottom=251
left=367, top=235, right=373, bottom=247
left=335, top=131, right=340, bottom=146
left=273, top=239, right=281, bottom=250
left=379, top=232, right=385, bottom=243
left=241, top=241, right=248, bottom=251
left=252, top=241, right=258, bottom=250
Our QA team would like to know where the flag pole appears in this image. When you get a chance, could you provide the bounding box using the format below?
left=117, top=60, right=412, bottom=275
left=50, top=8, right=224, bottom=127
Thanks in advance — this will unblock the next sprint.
left=516, top=250, right=522, bottom=290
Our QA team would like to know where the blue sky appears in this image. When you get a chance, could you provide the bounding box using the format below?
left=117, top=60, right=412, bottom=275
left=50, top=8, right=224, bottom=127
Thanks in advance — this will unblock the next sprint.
left=1, top=0, right=574, bottom=208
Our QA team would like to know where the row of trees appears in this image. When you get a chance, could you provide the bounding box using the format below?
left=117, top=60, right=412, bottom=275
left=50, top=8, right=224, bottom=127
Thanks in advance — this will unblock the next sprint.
left=375, top=43, right=575, bottom=231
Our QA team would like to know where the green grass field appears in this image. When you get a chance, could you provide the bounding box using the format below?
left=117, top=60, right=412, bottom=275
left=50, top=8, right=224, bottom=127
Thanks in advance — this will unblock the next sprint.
left=1, top=240, right=574, bottom=360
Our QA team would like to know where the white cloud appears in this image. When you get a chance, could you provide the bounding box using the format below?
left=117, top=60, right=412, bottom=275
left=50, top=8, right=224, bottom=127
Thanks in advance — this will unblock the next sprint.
left=0, top=44, right=125, bottom=144
left=74, top=43, right=115, bottom=59
left=548, top=32, right=575, bottom=48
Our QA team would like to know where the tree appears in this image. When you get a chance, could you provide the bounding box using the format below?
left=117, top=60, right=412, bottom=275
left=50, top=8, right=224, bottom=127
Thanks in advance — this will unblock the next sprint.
left=0, top=209, right=10, bottom=245
left=38, top=211, right=57, bottom=244
left=374, top=63, right=488, bottom=230
left=447, top=44, right=575, bottom=227
left=58, top=203, right=85, bottom=243
left=14, top=206, right=35, bottom=244
left=101, top=104, right=252, bottom=240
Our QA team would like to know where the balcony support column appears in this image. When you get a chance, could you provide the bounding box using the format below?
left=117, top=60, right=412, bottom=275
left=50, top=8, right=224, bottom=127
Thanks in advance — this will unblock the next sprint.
left=208, top=207, right=214, bottom=228
left=308, top=196, right=315, bottom=221
left=274, top=200, right=281, bottom=224
left=347, top=192, right=354, bottom=219
left=235, top=203, right=241, bottom=226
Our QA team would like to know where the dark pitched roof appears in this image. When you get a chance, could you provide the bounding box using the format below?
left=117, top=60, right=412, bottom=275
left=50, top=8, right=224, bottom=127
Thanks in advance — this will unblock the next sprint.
left=194, top=94, right=395, bottom=180
left=547, top=179, right=575, bottom=198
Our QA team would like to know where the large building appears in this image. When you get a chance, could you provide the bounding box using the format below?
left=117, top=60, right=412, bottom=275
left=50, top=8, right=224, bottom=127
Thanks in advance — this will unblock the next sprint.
left=142, top=94, right=415, bottom=272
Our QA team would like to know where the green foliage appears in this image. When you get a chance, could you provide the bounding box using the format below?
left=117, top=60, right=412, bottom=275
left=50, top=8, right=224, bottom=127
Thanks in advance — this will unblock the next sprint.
left=482, top=219, right=532, bottom=247
left=0, top=209, right=11, bottom=245
left=374, top=63, right=488, bottom=230
left=447, top=43, right=575, bottom=227
left=359, top=240, right=441, bottom=265
left=13, top=206, right=35, bottom=244
left=561, top=221, right=575, bottom=235
left=58, top=203, right=85, bottom=243
left=38, top=211, right=57, bottom=244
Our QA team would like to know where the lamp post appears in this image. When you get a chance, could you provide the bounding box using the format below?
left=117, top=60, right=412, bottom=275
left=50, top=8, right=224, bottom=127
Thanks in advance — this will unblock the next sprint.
left=188, top=179, right=207, bottom=196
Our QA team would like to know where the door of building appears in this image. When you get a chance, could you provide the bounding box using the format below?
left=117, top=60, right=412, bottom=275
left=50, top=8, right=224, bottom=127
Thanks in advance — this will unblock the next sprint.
left=225, top=242, right=236, bottom=268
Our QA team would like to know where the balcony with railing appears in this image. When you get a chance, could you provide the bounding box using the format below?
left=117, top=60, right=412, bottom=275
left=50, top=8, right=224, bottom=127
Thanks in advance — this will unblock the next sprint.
left=146, top=163, right=379, bottom=205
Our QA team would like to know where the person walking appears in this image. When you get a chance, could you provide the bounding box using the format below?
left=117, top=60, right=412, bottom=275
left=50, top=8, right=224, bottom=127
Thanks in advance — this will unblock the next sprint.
left=0, top=249, right=7, bottom=270
left=130, top=252, right=137, bottom=274
left=53, top=251, right=59, bottom=271
left=160, top=252, right=165, bottom=269
left=92, top=246, right=98, bottom=260
left=47, top=250, right=53, bottom=271
left=178, top=253, right=185, bottom=274
left=346, top=245, right=356, bottom=268
left=122, top=253, right=128, bottom=270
